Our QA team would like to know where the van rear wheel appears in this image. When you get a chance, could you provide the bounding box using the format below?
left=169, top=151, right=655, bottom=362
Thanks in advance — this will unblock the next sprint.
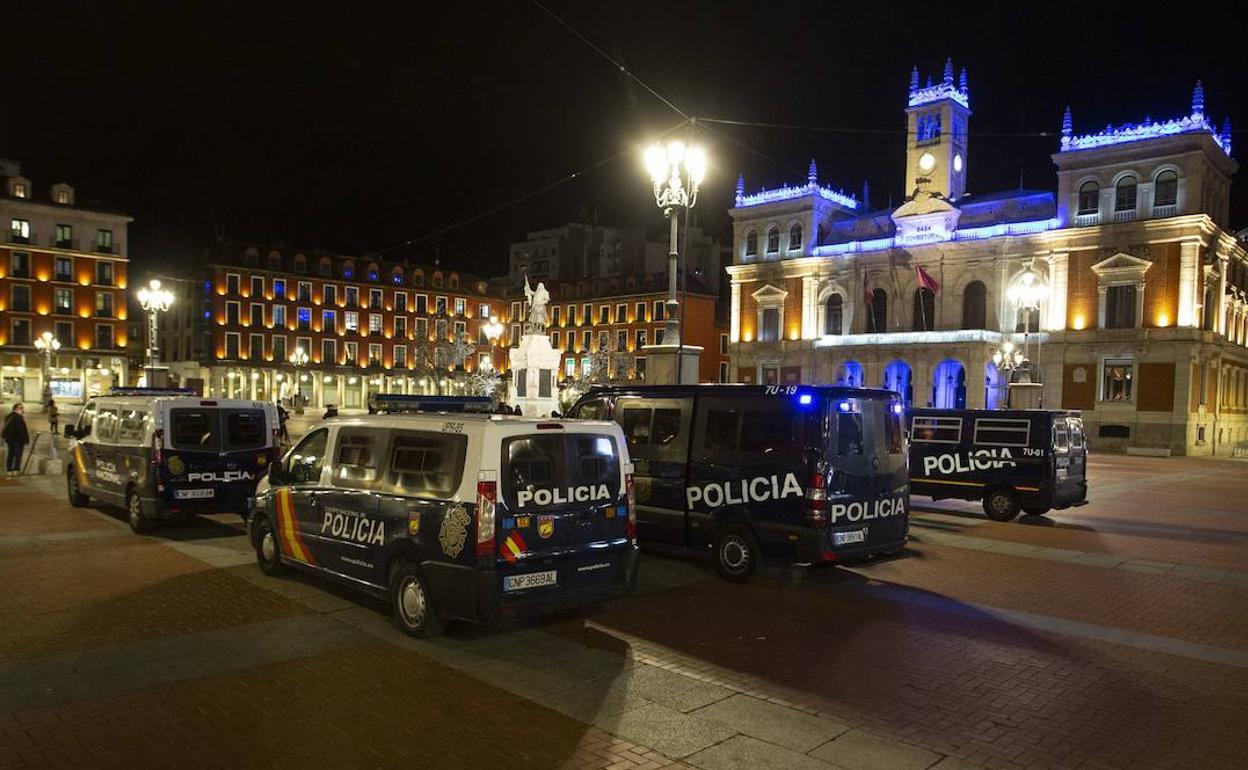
left=983, top=489, right=1020, bottom=522
left=390, top=560, right=444, bottom=638
left=126, top=489, right=155, bottom=534
left=713, top=526, right=759, bottom=582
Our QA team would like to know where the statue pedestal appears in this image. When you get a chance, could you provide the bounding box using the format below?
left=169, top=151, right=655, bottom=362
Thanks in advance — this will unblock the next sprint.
left=508, top=333, right=562, bottom=417
left=1006, top=382, right=1043, bottom=409
left=641, top=343, right=703, bottom=385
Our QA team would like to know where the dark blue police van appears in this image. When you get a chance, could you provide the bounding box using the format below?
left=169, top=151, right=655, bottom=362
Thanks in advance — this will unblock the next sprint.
left=908, top=408, right=1088, bottom=521
left=568, top=384, right=910, bottom=581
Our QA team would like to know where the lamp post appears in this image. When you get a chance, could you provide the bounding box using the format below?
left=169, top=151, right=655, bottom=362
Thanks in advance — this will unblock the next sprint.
left=645, top=139, right=707, bottom=354
left=1003, top=265, right=1050, bottom=407
left=136, top=279, right=174, bottom=387
left=289, top=346, right=309, bottom=414
left=34, top=331, right=61, bottom=407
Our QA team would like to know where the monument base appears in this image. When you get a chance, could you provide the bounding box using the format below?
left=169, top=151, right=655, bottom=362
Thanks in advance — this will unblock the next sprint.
left=641, top=343, right=703, bottom=385
left=1006, top=382, right=1043, bottom=409
left=508, top=333, right=563, bottom=417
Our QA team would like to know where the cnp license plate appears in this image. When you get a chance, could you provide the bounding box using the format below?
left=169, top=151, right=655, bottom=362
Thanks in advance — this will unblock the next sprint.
left=503, top=570, right=557, bottom=592
left=174, top=488, right=215, bottom=500
left=833, top=528, right=866, bottom=546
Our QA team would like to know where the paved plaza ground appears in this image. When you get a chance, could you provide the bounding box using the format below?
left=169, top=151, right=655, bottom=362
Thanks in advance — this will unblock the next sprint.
left=1, top=453, right=1246, bottom=769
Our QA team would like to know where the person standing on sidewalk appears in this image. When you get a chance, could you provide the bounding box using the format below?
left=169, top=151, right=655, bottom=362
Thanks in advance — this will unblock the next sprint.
left=3, top=403, right=30, bottom=476
left=47, top=399, right=59, bottom=435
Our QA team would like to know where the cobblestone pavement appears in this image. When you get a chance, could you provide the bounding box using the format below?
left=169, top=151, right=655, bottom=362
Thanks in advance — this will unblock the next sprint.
left=1, top=454, right=1246, bottom=769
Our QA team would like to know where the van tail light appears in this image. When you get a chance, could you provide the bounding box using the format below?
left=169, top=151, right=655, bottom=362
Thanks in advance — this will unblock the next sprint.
left=624, top=473, right=636, bottom=540
left=152, top=429, right=164, bottom=466
left=804, top=464, right=827, bottom=528
left=475, top=480, right=497, bottom=558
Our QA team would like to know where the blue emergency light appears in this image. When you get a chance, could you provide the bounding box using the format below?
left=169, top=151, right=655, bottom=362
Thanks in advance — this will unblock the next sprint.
left=798, top=393, right=813, bottom=406
left=369, top=394, right=494, bottom=414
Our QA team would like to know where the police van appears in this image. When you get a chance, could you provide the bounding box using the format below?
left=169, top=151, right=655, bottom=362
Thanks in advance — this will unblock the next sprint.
left=908, top=408, right=1088, bottom=521
left=65, top=388, right=280, bottom=533
left=247, top=395, right=638, bottom=637
left=567, top=384, right=910, bottom=581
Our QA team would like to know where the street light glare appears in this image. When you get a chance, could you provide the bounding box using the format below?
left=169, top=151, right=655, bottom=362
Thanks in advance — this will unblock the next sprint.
left=644, top=145, right=668, bottom=185
left=685, top=146, right=708, bottom=186
left=666, top=140, right=685, bottom=166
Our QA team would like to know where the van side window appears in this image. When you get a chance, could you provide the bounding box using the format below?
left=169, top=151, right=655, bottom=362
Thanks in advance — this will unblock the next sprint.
left=910, top=416, right=962, bottom=443
left=621, top=408, right=652, bottom=446
left=386, top=431, right=467, bottom=498
left=1053, top=420, right=1069, bottom=452
left=833, top=411, right=863, bottom=456
left=96, top=409, right=119, bottom=443
left=703, top=409, right=740, bottom=451
left=286, top=429, right=328, bottom=484
left=575, top=398, right=609, bottom=421
left=973, top=418, right=1030, bottom=447
left=740, top=410, right=790, bottom=454
left=117, top=409, right=148, bottom=445
left=618, top=399, right=689, bottom=462
left=652, top=409, right=681, bottom=445
left=334, top=431, right=383, bottom=488
left=1068, top=418, right=1085, bottom=449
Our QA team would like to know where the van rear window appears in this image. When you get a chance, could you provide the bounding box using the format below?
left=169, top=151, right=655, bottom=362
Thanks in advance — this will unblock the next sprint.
left=503, top=433, right=620, bottom=510
left=224, top=410, right=267, bottom=450
left=911, top=416, right=962, bottom=444
left=170, top=410, right=218, bottom=451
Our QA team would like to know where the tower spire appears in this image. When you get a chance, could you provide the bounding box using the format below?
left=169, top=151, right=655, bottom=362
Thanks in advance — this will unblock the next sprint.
left=942, top=57, right=954, bottom=85
left=807, top=158, right=818, bottom=186
left=1192, top=79, right=1205, bottom=117
left=909, top=66, right=919, bottom=94
left=862, top=179, right=871, bottom=211
left=958, top=67, right=968, bottom=94
left=735, top=174, right=745, bottom=202
left=1061, top=105, right=1073, bottom=138
left=1222, top=116, right=1233, bottom=156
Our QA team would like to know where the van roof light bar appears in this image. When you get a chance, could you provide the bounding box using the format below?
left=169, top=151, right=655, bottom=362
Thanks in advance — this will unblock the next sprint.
left=107, top=387, right=198, bottom=396
left=368, top=394, right=495, bottom=414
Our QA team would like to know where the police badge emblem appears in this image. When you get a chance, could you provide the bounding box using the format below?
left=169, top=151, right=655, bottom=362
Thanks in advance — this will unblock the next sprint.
left=537, top=515, right=554, bottom=539
left=438, top=505, right=471, bottom=558
left=167, top=456, right=185, bottom=476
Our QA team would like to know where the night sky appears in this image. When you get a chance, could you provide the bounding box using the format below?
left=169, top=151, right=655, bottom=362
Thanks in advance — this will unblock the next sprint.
left=7, top=1, right=1245, bottom=276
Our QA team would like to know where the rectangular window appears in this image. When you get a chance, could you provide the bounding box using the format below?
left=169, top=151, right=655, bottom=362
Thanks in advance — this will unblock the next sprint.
left=95, top=261, right=114, bottom=286
left=416, top=317, right=428, bottom=339
left=10, top=285, right=31, bottom=312
left=616, top=329, right=628, bottom=351
left=911, top=416, right=963, bottom=444
left=368, top=343, right=382, bottom=366
left=415, top=294, right=427, bottom=315
left=54, top=256, right=73, bottom=282
left=323, top=284, right=338, bottom=305
left=250, top=275, right=264, bottom=298
left=454, top=320, right=466, bottom=338
left=567, top=305, right=576, bottom=325
left=720, top=333, right=728, bottom=355
left=582, top=304, right=592, bottom=325
left=550, top=306, right=560, bottom=326
left=55, top=224, right=73, bottom=247
left=273, top=305, right=287, bottom=328
left=635, top=302, right=647, bottom=322
left=95, top=409, right=118, bottom=443
left=653, top=300, right=664, bottom=321
left=635, top=329, right=647, bottom=348
left=394, top=345, right=408, bottom=368
left=436, top=296, right=447, bottom=315
left=272, top=335, right=287, bottom=362
left=297, top=307, right=311, bottom=331
left=385, top=430, right=468, bottom=498
left=224, top=331, right=240, bottom=359
left=9, top=250, right=30, bottom=278
left=249, top=333, right=265, bottom=360
left=10, top=319, right=31, bottom=346
left=96, top=292, right=115, bottom=318
left=972, top=418, right=1030, bottom=447
left=345, top=286, right=359, bottom=307
left=344, top=341, right=358, bottom=364
left=655, top=327, right=664, bottom=345
left=9, top=218, right=30, bottom=241
left=273, top=278, right=286, bottom=299
left=511, top=301, right=521, bottom=322
left=54, top=320, right=73, bottom=347
left=394, top=316, right=407, bottom=339
left=598, top=330, right=609, bottom=350
left=582, top=330, right=592, bottom=350
left=435, top=319, right=448, bottom=340
left=394, top=292, right=408, bottom=313
left=369, top=289, right=383, bottom=310
left=719, top=361, right=729, bottom=383
left=454, top=297, right=465, bottom=316
left=321, top=338, right=337, bottom=365
left=333, top=431, right=383, bottom=489
left=635, top=357, right=646, bottom=378
left=226, top=273, right=241, bottom=295
left=369, top=314, right=383, bottom=335
left=298, top=281, right=312, bottom=302
left=759, top=308, right=780, bottom=341
left=249, top=303, right=264, bottom=327
left=565, top=357, right=576, bottom=377
left=501, top=434, right=619, bottom=511
left=1102, top=358, right=1134, bottom=401
left=599, top=305, right=610, bottom=324
left=479, top=303, right=490, bottom=319
left=323, top=309, right=338, bottom=332
left=510, top=323, right=520, bottom=344
left=344, top=311, right=359, bottom=332
left=551, top=331, right=561, bottom=348
left=1105, top=285, right=1137, bottom=329
left=616, top=303, right=627, bottom=322
left=95, top=229, right=114, bottom=252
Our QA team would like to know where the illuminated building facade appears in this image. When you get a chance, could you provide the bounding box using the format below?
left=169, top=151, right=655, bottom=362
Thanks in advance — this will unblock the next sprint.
left=162, top=245, right=505, bottom=409
left=0, top=158, right=132, bottom=403
left=726, top=64, right=1246, bottom=456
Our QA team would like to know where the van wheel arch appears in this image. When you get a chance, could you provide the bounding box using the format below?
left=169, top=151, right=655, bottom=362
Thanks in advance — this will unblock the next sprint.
left=982, top=487, right=1021, bottom=522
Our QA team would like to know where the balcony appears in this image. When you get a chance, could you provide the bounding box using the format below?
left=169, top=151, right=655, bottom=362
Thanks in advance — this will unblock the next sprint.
left=7, top=232, right=31, bottom=245
left=1074, top=212, right=1101, bottom=227
left=1112, top=208, right=1137, bottom=223
left=94, top=244, right=114, bottom=255
left=54, top=238, right=79, bottom=251
left=1152, top=203, right=1177, bottom=218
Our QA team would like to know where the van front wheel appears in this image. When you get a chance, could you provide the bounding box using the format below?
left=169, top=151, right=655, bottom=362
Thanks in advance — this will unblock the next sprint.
left=983, top=489, right=1020, bottom=522
left=713, top=526, right=759, bottom=582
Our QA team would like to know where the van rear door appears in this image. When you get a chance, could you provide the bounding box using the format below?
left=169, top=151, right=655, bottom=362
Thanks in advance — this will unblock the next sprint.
left=1053, top=415, right=1088, bottom=507
left=823, top=394, right=909, bottom=552
left=164, top=404, right=271, bottom=506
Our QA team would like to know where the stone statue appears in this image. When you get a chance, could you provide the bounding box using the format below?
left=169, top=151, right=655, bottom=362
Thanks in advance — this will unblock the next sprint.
left=524, top=275, right=549, bottom=331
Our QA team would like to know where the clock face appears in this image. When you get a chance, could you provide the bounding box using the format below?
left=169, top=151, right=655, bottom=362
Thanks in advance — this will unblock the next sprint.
left=918, top=152, right=937, bottom=173
left=953, top=153, right=964, bottom=173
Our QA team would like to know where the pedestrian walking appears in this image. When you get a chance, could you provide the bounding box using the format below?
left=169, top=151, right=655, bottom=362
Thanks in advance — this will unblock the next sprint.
left=47, top=399, right=59, bottom=435
left=276, top=403, right=290, bottom=443
left=3, top=403, right=30, bottom=476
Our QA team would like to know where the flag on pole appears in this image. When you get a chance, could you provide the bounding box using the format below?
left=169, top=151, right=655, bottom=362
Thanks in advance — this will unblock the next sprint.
left=916, top=265, right=941, bottom=293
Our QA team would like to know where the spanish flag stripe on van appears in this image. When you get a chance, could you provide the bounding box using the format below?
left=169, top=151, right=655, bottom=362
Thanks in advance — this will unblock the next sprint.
left=501, top=531, right=526, bottom=564
left=73, top=446, right=90, bottom=490
left=275, top=488, right=314, bottom=564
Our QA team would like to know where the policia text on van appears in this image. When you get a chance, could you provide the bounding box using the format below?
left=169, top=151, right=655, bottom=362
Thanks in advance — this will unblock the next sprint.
left=248, top=396, right=639, bottom=637
left=908, top=408, right=1088, bottom=521
left=569, top=384, right=910, bottom=581
left=64, top=389, right=280, bottom=533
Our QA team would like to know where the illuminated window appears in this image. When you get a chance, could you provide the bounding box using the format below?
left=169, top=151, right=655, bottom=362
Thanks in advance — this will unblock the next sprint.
left=9, top=218, right=30, bottom=241
left=788, top=223, right=802, bottom=250
left=55, top=224, right=73, bottom=247
left=393, top=345, right=407, bottom=368
left=368, top=343, right=382, bottom=366
left=273, top=278, right=286, bottom=299
left=344, top=311, right=358, bottom=332
left=436, top=296, right=447, bottom=315
left=344, top=341, right=358, bottom=364
left=1077, top=182, right=1099, bottom=216
left=54, top=288, right=72, bottom=314
left=95, top=229, right=113, bottom=253
left=12, top=182, right=27, bottom=199
left=479, top=303, right=490, bottom=318
left=369, top=314, right=382, bottom=335
left=54, top=256, right=72, bottom=282
left=454, top=297, right=466, bottom=316
left=297, top=307, right=311, bottom=331
left=1101, top=358, right=1134, bottom=401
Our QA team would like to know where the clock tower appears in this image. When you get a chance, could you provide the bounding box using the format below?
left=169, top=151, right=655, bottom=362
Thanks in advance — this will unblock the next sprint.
left=904, top=58, right=971, bottom=201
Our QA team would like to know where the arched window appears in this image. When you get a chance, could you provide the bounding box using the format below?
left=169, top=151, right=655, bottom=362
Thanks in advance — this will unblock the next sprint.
left=912, top=288, right=935, bottom=331
left=745, top=230, right=758, bottom=256
left=391, top=267, right=404, bottom=285
left=342, top=260, right=355, bottom=279
left=1154, top=170, right=1178, bottom=208
left=1015, top=306, right=1042, bottom=333
left=788, top=223, right=802, bottom=251
left=1115, top=176, right=1137, bottom=212
left=293, top=254, right=306, bottom=273
left=824, top=294, right=843, bottom=335
left=766, top=227, right=779, bottom=254
left=868, top=289, right=888, bottom=333
left=318, top=257, right=332, bottom=276
left=1077, top=181, right=1100, bottom=216
left=961, top=280, right=987, bottom=329
left=432, top=271, right=443, bottom=288
left=366, top=262, right=379, bottom=282
left=412, top=269, right=424, bottom=287
left=449, top=273, right=459, bottom=289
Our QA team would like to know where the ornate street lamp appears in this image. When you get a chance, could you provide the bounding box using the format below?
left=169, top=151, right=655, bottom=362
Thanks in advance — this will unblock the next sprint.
left=34, top=331, right=61, bottom=407
left=289, top=346, right=309, bottom=414
left=1002, top=265, right=1050, bottom=407
left=136, top=279, right=174, bottom=387
left=644, top=139, right=707, bottom=355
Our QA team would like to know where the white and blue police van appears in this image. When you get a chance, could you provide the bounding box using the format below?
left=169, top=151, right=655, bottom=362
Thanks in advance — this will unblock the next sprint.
left=908, top=408, right=1088, bottom=521
left=248, top=395, right=639, bottom=637
left=567, top=384, right=910, bottom=581
left=65, top=388, right=281, bottom=533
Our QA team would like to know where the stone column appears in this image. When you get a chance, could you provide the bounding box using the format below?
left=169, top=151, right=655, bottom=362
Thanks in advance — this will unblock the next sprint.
left=729, top=281, right=742, bottom=343
left=1177, top=240, right=1200, bottom=327
left=801, top=276, right=818, bottom=339
left=1047, top=252, right=1069, bottom=330
left=1215, top=255, right=1229, bottom=335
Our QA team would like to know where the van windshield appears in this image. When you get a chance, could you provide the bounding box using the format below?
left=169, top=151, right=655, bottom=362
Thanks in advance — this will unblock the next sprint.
left=502, top=433, right=620, bottom=510
left=169, top=408, right=269, bottom=453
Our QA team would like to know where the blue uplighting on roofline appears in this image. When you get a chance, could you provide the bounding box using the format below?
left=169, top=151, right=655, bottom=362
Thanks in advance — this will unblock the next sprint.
left=811, top=217, right=1060, bottom=257
left=736, top=183, right=858, bottom=210
left=907, top=58, right=970, bottom=109
left=1060, top=81, right=1232, bottom=157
